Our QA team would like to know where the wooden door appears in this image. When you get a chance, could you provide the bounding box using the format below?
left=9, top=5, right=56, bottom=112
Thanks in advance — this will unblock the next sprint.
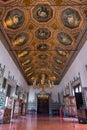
left=37, top=96, right=49, bottom=115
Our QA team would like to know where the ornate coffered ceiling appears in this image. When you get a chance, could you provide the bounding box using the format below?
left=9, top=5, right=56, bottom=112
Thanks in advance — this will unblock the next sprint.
left=0, top=0, right=87, bottom=88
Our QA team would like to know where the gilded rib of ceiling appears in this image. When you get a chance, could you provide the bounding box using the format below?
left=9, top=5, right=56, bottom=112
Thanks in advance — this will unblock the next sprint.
left=0, top=0, right=87, bottom=88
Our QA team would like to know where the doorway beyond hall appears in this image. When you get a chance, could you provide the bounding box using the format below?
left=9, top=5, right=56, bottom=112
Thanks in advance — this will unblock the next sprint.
left=37, top=95, right=49, bottom=115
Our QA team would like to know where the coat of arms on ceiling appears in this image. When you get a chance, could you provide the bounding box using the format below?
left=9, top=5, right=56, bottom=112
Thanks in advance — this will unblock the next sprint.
left=18, top=48, right=30, bottom=58
left=62, top=8, right=81, bottom=29
left=57, top=32, right=72, bottom=45
left=33, top=4, right=53, bottom=22
left=37, top=44, right=49, bottom=51
left=4, top=9, right=24, bottom=29
left=38, top=54, right=47, bottom=59
left=13, top=33, right=28, bottom=46
left=35, top=28, right=51, bottom=40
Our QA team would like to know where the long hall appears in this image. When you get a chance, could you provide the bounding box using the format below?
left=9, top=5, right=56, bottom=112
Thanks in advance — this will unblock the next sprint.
left=0, top=0, right=87, bottom=129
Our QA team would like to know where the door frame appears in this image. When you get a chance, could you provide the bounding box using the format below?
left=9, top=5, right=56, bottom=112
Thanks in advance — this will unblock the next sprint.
left=36, top=92, right=52, bottom=115
left=37, top=95, right=49, bottom=115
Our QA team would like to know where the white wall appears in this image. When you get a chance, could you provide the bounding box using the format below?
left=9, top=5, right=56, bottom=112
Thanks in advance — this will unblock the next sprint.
left=0, top=41, right=28, bottom=90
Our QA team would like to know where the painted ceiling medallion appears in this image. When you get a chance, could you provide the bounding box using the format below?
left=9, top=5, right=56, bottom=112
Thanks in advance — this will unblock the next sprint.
left=58, top=32, right=72, bottom=45
left=18, top=48, right=29, bottom=58
left=38, top=54, right=47, bottom=59
left=13, top=33, right=28, bottom=46
left=33, top=4, right=53, bottom=22
left=37, top=44, right=49, bottom=51
left=58, top=50, right=67, bottom=56
left=54, top=57, right=63, bottom=64
left=62, top=8, right=81, bottom=29
left=52, top=71, right=58, bottom=76
left=53, top=65, right=60, bottom=71
left=4, top=9, right=24, bottom=29
left=22, top=58, right=32, bottom=66
left=24, top=66, right=32, bottom=72
left=35, top=28, right=51, bottom=40
left=27, top=72, right=34, bottom=77
left=55, top=47, right=67, bottom=56
left=56, top=59, right=63, bottom=64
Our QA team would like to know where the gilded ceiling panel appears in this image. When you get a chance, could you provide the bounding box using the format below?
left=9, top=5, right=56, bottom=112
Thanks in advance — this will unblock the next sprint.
left=0, top=0, right=86, bottom=87
left=18, top=47, right=30, bottom=58
left=35, top=28, right=51, bottom=40
left=57, top=32, right=72, bottom=46
left=4, top=9, right=24, bottom=30
left=33, top=4, right=53, bottom=22
left=13, top=33, right=29, bottom=46
left=37, top=43, right=49, bottom=51
left=38, top=54, right=48, bottom=59
left=62, top=8, right=81, bottom=29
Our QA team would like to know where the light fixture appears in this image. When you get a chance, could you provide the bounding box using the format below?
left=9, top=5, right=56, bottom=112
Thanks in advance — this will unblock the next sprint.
left=33, top=74, right=54, bottom=89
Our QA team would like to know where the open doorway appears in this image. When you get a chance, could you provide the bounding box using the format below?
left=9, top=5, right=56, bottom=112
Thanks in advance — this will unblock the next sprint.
left=37, top=95, right=49, bottom=115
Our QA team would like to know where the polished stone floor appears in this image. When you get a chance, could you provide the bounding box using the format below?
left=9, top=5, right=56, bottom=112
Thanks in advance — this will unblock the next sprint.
left=0, top=115, right=87, bottom=130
